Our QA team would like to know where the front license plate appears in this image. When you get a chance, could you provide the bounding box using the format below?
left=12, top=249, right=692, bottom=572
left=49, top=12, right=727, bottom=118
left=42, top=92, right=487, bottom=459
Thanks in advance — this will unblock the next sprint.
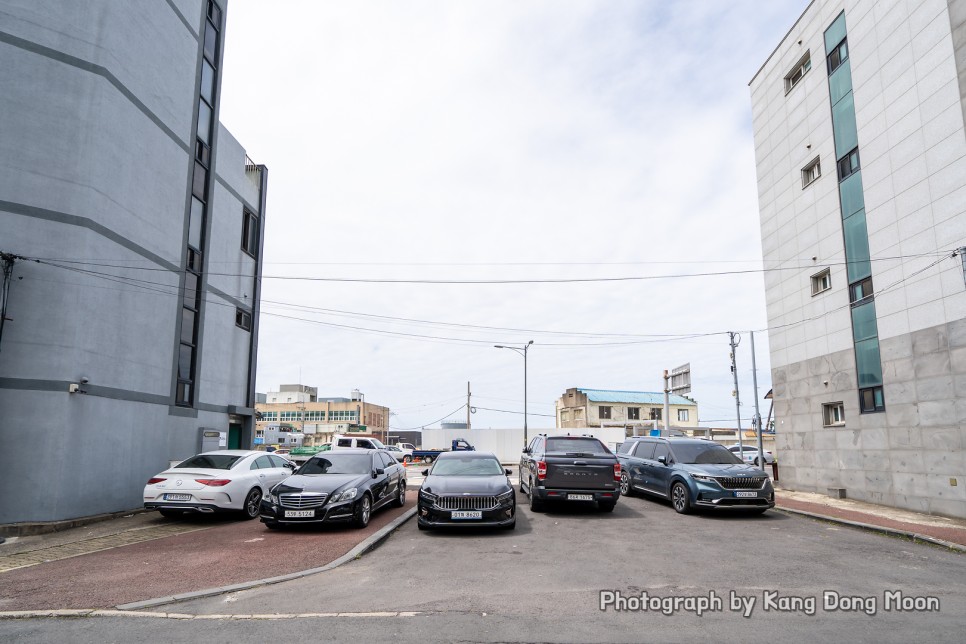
left=568, top=494, right=593, bottom=501
left=735, top=491, right=758, bottom=498
left=284, top=510, right=315, bottom=518
left=452, top=510, right=482, bottom=520
left=163, top=493, right=191, bottom=501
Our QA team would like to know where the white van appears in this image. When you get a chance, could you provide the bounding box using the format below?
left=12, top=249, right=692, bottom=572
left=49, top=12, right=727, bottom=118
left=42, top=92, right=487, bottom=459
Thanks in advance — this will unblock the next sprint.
left=332, top=435, right=387, bottom=450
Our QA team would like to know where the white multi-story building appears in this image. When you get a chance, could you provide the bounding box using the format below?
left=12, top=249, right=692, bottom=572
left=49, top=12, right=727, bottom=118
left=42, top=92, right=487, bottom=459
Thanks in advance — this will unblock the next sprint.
left=751, top=0, right=966, bottom=517
left=0, top=1, right=267, bottom=526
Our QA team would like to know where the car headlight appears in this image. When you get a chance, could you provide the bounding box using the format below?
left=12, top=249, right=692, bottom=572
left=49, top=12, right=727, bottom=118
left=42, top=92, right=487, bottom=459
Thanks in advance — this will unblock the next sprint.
left=419, top=489, right=437, bottom=504
left=332, top=487, right=358, bottom=503
left=268, top=492, right=278, bottom=504
left=497, top=490, right=514, bottom=504
left=690, top=473, right=715, bottom=483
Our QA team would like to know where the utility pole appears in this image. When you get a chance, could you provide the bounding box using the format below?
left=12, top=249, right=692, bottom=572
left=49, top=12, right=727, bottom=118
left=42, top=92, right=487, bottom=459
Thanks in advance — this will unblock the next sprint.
left=750, top=331, right=765, bottom=471
left=662, top=369, right=671, bottom=436
left=0, top=252, right=18, bottom=355
left=466, top=381, right=471, bottom=430
left=729, top=332, right=743, bottom=455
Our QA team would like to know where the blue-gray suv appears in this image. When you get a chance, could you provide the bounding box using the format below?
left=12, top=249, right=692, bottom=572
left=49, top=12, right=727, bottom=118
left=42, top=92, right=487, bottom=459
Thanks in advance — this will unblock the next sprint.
left=616, top=437, right=774, bottom=514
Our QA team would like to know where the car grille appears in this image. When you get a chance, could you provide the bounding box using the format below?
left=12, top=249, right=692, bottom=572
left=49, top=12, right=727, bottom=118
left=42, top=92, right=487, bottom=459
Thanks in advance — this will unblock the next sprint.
left=436, top=495, right=498, bottom=511
left=279, top=492, right=328, bottom=509
left=715, top=477, right=767, bottom=490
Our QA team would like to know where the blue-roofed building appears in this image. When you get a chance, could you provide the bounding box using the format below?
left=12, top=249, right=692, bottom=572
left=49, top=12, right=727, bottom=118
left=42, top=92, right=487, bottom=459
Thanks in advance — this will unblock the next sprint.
left=555, top=388, right=699, bottom=431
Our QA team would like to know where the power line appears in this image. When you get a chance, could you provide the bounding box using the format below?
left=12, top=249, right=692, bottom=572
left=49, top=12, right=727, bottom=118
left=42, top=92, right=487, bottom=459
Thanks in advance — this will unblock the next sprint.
left=473, top=406, right=556, bottom=418
left=389, top=404, right=467, bottom=431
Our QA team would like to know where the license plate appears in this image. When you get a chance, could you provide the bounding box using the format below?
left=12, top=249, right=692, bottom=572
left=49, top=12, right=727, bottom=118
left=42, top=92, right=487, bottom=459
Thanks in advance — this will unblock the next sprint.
left=284, top=510, right=315, bottom=518
left=568, top=494, right=593, bottom=501
left=735, top=491, right=758, bottom=498
left=451, top=510, right=482, bottom=520
left=163, top=493, right=191, bottom=501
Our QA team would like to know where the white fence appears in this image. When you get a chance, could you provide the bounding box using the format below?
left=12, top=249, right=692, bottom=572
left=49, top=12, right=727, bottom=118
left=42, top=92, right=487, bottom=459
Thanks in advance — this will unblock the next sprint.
left=421, top=427, right=629, bottom=463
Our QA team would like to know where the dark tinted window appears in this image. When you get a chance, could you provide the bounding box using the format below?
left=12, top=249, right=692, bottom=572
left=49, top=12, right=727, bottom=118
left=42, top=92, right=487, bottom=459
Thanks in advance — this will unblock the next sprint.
left=652, top=443, right=670, bottom=463
left=269, top=455, right=289, bottom=468
left=378, top=452, right=394, bottom=468
left=670, top=443, right=742, bottom=465
left=177, top=454, right=243, bottom=470
left=431, top=457, right=504, bottom=476
left=634, top=441, right=656, bottom=459
left=545, top=437, right=608, bottom=455
left=617, top=441, right=634, bottom=454
left=300, top=454, right=371, bottom=475
left=253, top=455, right=273, bottom=470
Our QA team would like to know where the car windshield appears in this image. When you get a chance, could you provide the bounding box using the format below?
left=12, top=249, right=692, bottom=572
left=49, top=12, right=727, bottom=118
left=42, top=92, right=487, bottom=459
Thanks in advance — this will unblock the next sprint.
left=671, top=444, right=743, bottom=465
left=545, top=437, right=608, bottom=455
left=430, top=458, right=504, bottom=476
left=299, top=454, right=372, bottom=475
left=176, top=454, right=245, bottom=470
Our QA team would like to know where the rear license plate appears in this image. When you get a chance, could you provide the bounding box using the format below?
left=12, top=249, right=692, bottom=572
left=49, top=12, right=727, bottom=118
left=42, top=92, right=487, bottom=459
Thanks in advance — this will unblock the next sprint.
left=284, top=510, right=315, bottom=518
left=568, top=494, right=593, bottom=501
left=163, top=493, right=191, bottom=501
left=452, top=510, right=482, bottom=520
left=735, top=491, right=758, bottom=498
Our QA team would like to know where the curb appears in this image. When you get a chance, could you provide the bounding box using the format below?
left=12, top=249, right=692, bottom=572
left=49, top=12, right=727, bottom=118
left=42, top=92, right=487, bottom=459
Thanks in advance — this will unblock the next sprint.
left=115, top=506, right=418, bottom=611
left=775, top=506, right=966, bottom=553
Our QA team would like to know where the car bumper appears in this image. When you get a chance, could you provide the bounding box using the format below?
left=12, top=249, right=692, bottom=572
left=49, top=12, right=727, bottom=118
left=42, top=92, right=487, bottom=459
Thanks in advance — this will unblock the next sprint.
left=258, top=499, right=358, bottom=525
left=532, top=488, right=620, bottom=504
left=417, top=503, right=515, bottom=528
left=692, top=485, right=775, bottom=510
left=144, top=502, right=224, bottom=514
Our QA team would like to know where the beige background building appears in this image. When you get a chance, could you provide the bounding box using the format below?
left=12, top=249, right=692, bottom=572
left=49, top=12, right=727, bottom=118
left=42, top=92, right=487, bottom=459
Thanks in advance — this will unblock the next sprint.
left=255, top=385, right=389, bottom=448
left=555, top=387, right=699, bottom=433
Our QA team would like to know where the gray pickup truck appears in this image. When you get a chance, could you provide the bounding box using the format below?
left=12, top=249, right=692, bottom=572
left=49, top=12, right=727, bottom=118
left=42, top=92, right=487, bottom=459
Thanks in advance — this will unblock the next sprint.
left=519, top=434, right=621, bottom=512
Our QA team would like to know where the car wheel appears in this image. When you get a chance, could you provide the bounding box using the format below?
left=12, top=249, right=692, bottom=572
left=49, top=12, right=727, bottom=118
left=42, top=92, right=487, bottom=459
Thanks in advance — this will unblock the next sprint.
left=403, top=455, right=412, bottom=464
left=528, top=477, right=544, bottom=512
left=619, top=471, right=633, bottom=497
left=241, top=488, right=262, bottom=520
left=599, top=501, right=616, bottom=513
left=353, top=494, right=372, bottom=528
left=671, top=482, right=692, bottom=514
left=393, top=481, right=407, bottom=508
left=423, top=456, right=434, bottom=464
left=158, top=509, right=183, bottom=519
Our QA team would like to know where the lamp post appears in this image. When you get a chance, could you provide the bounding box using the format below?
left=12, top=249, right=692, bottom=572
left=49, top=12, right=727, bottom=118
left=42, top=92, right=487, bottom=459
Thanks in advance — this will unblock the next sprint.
left=495, top=341, right=534, bottom=448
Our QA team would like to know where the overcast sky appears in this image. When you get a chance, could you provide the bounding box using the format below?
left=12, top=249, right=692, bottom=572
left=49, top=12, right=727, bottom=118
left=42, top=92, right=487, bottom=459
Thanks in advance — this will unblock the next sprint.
left=218, top=0, right=810, bottom=433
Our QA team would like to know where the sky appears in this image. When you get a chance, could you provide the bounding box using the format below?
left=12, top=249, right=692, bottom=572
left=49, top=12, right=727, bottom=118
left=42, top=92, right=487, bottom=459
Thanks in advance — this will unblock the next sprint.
left=218, top=0, right=811, bottom=433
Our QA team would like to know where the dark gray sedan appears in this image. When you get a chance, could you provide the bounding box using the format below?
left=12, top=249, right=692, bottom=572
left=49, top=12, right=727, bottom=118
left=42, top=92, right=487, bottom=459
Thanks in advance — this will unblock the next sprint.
left=417, top=452, right=515, bottom=530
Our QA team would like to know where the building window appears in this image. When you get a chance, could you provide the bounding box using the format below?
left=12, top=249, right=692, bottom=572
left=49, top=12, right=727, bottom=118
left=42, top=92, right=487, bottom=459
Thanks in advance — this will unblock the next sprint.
left=574, top=409, right=584, bottom=421
left=560, top=409, right=570, bottom=422
left=823, top=402, right=845, bottom=426
left=241, top=209, right=259, bottom=257
left=235, top=307, right=252, bottom=331
left=859, top=386, right=885, bottom=413
left=627, top=407, right=640, bottom=420
left=255, top=429, right=264, bottom=437
left=837, top=148, right=860, bottom=181
left=785, top=51, right=811, bottom=93
left=598, top=406, right=612, bottom=420
left=649, top=408, right=662, bottom=421
left=802, top=156, right=821, bottom=188
left=677, top=409, right=689, bottom=422
left=849, top=276, right=873, bottom=303
left=811, top=269, right=832, bottom=296
left=827, top=38, right=848, bottom=74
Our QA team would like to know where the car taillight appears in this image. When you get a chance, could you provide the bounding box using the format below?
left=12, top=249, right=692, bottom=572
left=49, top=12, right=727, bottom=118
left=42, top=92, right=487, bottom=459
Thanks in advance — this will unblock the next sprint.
left=536, top=461, right=547, bottom=481
left=196, top=479, right=231, bottom=486
left=147, top=477, right=166, bottom=485
left=613, top=463, right=621, bottom=482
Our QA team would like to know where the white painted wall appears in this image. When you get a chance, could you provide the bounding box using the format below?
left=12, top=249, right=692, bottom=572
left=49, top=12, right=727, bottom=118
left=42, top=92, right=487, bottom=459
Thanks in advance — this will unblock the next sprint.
left=422, top=427, right=629, bottom=462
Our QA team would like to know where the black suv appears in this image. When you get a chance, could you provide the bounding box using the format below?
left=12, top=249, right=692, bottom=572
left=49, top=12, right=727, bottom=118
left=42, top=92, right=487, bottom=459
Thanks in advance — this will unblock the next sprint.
left=520, top=434, right=621, bottom=512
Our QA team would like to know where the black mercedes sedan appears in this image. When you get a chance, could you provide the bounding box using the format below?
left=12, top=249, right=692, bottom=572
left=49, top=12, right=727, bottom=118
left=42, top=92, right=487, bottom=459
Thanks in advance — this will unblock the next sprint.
left=260, top=448, right=406, bottom=529
left=417, top=451, right=515, bottom=531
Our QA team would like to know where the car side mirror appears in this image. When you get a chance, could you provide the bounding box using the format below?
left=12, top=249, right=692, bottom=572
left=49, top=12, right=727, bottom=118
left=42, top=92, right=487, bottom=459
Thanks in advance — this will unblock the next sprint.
left=658, top=456, right=668, bottom=465
left=285, top=462, right=296, bottom=470
left=505, top=468, right=512, bottom=476
left=373, top=468, right=384, bottom=478
left=421, top=469, right=429, bottom=477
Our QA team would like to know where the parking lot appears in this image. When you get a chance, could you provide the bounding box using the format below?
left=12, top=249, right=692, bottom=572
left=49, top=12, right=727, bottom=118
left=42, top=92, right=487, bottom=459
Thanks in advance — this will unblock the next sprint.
left=3, top=462, right=965, bottom=643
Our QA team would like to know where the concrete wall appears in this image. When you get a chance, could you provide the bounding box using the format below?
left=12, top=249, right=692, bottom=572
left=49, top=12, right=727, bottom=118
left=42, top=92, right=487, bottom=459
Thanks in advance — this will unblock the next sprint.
left=752, top=0, right=966, bottom=518
left=0, top=0, right=265, bottom=525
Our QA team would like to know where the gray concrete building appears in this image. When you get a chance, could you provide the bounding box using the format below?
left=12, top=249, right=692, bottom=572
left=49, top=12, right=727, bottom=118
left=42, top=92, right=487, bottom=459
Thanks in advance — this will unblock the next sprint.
left=0, top=0, right=267, bottom=526
left=751, top=0, right=965, bottom=517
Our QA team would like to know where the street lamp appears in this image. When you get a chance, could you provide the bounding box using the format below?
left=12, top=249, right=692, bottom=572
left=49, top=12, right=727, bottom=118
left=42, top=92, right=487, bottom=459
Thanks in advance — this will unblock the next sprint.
left=495, top=340, right=534, bottom=448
